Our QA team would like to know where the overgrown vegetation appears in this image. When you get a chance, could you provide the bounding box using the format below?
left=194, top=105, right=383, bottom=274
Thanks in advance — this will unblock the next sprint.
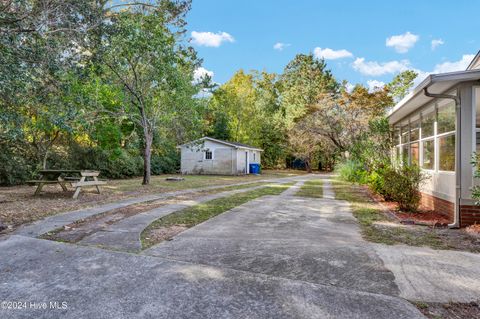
left=333, top=180, right=446, bottom=248
left=141, top=183, right=294, bottom=248
left=0, top=171, right=295, bottom=230
left=1, top=0, right=422, bottom=187
left=333, top=180, right=480, bottom=252
left=295, top=179, right=324, bottom=198
left=334, top=90, right=428, bottom=213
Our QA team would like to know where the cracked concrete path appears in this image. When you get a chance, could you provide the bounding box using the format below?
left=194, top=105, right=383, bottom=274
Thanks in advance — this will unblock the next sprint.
left=14, top=174, right=312, bottom=239
left=0, top=175, right=426, bottom=318
left=0, top=235, right=423, bottom=319
left=143, top=190, right=400, bottom=296
left=373, top=244, right=480, bottom=302
left=78, top=183, right=287, bottom=252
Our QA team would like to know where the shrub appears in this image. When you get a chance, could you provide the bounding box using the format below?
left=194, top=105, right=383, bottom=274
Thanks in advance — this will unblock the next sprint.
left=383, top=164, right=426, bottom=212
left=471, top=153, right=480, bottom=205
left=336, top=160, right=368, bottom=184
left=0, top=148, right=34, bottom=185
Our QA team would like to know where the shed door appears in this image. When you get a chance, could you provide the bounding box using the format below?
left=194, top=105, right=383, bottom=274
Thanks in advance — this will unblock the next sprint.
left=245, top=151, right=248, bottom=174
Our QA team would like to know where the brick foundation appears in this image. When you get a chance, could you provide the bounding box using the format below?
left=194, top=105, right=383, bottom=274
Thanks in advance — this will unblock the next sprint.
left=420, top=192, right=480, bottom=227
left=459, top=205, right=480, bottom=227
left=420, top=192, right=454, bottom=222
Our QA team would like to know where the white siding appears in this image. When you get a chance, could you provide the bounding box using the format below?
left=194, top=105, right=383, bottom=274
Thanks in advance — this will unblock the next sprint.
left=236, top=149, right=249, bottom=174
left=181, top=140, right=236, bottom=175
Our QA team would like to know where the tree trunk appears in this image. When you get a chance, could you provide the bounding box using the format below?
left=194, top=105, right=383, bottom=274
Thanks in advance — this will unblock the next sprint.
left=305, top=157, right=312, bottom=173
left=42, top=150, right=48, bottom=169
left=142, top=130, right=153, bottom=185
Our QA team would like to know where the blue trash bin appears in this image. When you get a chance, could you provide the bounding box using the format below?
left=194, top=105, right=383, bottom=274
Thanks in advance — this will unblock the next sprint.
left=249, top=163, right=260, bottom=174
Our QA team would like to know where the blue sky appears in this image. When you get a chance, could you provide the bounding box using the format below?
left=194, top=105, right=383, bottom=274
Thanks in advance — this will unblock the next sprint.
left=186, top=0, right=479, bottom=90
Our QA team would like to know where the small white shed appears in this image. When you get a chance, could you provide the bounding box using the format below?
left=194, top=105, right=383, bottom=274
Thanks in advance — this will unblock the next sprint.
left=178, top=137, right=263, bottom=175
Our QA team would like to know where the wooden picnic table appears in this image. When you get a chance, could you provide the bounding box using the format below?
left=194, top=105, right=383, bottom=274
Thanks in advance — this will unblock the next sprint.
left=28, top=170, right=106, bottom=199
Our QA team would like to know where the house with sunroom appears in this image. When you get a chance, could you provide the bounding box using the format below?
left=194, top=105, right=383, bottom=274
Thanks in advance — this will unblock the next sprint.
left=178, top=137, right=262, bottom=175
left=387, top=51, right=480, bottom=227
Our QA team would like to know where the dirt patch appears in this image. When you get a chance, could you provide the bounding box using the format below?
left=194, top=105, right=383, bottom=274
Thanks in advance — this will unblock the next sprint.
left=334, top=181, right=480, bottom=253
left=414, top=301, right=480, bottom=319
left=143, top=225, right=189, bottom=245
left=394, top=211, right=450, bottom=226
left=466, top=224, right=480, bottom=235
left=40, top=196, right=192, bottom=243
left=0, top=175, right=278, bottom=234
left=366, top=187, right=450, bottom=226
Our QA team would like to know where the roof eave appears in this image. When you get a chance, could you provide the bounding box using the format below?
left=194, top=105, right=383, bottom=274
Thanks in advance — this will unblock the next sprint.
left=387, top=69, right=480, bottom=123
left=177, top=137, right=264, bottom=151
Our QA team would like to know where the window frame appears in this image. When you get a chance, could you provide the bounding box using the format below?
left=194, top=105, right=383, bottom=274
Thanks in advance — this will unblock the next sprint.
left=393, top=89, right=457, bottom=173
left=204, top=149, right=213, bottom=160
left=437, top=132, right=456, bottom=173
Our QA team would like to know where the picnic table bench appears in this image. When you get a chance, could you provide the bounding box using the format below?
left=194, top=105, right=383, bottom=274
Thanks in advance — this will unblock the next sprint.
left=27, top=170, right=106, bottom=199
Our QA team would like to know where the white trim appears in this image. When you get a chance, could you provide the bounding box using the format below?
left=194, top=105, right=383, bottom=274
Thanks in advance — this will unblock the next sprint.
left=472, top=86, right=480, bottom=187
left=178, top=137, right=263, bottom=152
left=388, top=68, right=480, bottom=123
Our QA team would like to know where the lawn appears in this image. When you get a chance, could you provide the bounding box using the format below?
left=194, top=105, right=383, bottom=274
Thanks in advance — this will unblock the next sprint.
left=295, top=179, right=323, bottom=198
left=0, top=170, right=304, bottom=231
left=333, top=179, right=480, bottom=253
left=141, top=182, right=294, bottom=248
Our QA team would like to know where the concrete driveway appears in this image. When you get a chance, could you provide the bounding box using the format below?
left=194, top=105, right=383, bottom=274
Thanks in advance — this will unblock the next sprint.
left=0, top=178, right=431, bottom=318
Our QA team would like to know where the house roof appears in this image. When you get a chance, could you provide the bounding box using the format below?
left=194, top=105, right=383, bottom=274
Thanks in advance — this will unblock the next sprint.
left=467, top=50, right=480, bottom=70
left=178, top=137, right=263, bottom=151
left=387, top=68, right=480, bottom=124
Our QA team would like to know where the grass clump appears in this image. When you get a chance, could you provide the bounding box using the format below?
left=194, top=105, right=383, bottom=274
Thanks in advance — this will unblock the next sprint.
left=295, top=179, right=324, bottom=198
left=332, top=179, right=447, bottom=249
left=141, top=183, right=294, bottom=248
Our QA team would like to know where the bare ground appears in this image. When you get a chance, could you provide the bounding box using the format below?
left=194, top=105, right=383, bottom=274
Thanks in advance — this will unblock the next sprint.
left=39, top=197, right=185, bottom=243
left=0, top=170, right=301, bottom=231
left=333, top=180, right=480, bottom=253
left=414, top=301, right=480, bottom=319
left=142, top=225, right=189, bottom=244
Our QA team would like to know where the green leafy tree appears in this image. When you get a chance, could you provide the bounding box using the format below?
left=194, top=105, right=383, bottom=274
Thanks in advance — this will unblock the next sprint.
left=280, top=53, right=339, bottom=128
left=99, top=2, right=201, bottom=184
left=386, top=70, right=418, bottom=101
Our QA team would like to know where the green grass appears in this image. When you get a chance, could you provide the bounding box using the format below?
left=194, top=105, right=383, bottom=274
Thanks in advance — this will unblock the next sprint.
left=141, top=182, right=294, bottom=249
left=295, top=179, right=324, bottom=198
left=104, top=170, right=304, bottom=193
left=332, top=179, right=447, bottom=248
left=197, top=182, right=269, bottom=194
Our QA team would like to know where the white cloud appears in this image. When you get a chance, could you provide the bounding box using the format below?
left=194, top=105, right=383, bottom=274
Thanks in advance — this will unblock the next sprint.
left=410, top=54, right=475, bottom=88
left=431, top=39, right=444, bottom=50
left=191, top=31, right=234, bottom=47
left=273, top=42, right=290, bottom=51
left=367, top=80, right=385, bottom=92
left=313, top=47, right=353, bottom=60
left=193, top=67, right=214, bottom=83
left=386, top=32, right=419, bottom=53
left=344, top=82, right=355, bottom=93
left=433, top=54, right=475, bottom=73
left=352, top=57, right=411, bottom=76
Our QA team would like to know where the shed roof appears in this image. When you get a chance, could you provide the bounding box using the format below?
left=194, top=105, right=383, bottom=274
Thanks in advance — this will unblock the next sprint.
left=178, top=137, right=263, bottom=151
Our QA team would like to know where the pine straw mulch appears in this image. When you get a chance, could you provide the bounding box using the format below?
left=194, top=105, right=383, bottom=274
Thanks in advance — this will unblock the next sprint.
left=353, top=184, right=480, bottom=253
left=414, top=301, right=480, bottom=319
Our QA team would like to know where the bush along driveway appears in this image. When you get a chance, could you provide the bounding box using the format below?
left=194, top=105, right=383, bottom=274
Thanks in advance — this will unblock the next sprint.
left=331, top=179, right=480, bottom=318
left=1, top=175, right=478, bottom=318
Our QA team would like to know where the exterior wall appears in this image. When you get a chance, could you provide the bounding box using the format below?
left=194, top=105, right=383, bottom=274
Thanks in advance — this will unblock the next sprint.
left=180, top=140, right=236, bottom=175
left=420, top=171, right=455, bottom=205
left=249, top=150, right=261, bottom=164
left=459, top=205, right=480, bottom=227
left=420, top=192, right=454, bottom=221
left=235, top=149, right=262, bottom=174
left=392, top=82, right=480, bottom=227
left=236, top=149, right=248, bottom=175
left=180, top=139, right=262, bottom=175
